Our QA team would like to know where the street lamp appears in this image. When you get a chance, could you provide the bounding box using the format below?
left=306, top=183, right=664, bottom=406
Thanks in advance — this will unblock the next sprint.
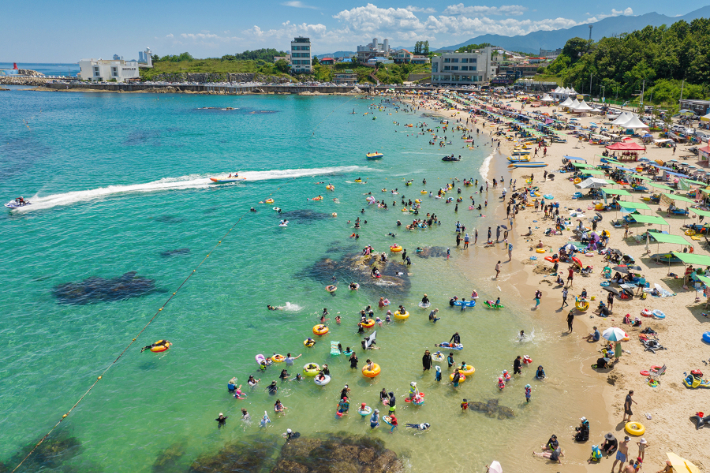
left=601, top=85, right=605, bottom=103
left=589, top=73, right=593, bottom=96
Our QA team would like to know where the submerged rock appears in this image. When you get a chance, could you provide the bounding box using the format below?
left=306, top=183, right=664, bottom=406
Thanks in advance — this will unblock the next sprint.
left=300, top=252, right=410, bottom=296
left=468, top=399, right=515, bottom=420
left=160, top=248, right=191, bottom=257
left=152, top=442, right=187, bottom=473
left=52, top=271, right=156, bottom=304
left=272, top=433, right=403, bottom=473
left=278, top=209, right=332, bottom=224
left=188, top=436, right=279, bottom=473
left=413, top=246, right=448, bottom=259
left=7, top=430, right=84, bottom=473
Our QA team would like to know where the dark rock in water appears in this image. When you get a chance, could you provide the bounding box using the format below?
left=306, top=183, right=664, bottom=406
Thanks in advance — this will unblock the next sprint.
left=414, top=246, right=448, bottom=259
left=273, top=433, right=403, bottom=473
left=188, top=436, right=279, bottom=473
left=154, top=215, right=184, bottom=224
left=7, top=430, right=84, bottom=472
left=52, top=271, right=156, bottom=304
left=468, top=399, right=514, bottom=420
left=160, top=248, right=190, bottom=257
left=153, top=442, right=187, bottom=473
left=299, top=253, right=410, bottom=296
left=278, top=209, right=331, bottom=224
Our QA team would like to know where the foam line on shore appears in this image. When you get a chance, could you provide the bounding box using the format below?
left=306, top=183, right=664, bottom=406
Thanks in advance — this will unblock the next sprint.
left=479, top=153, right=494, bottom=181
left=15, top=166, right=369, bottom=212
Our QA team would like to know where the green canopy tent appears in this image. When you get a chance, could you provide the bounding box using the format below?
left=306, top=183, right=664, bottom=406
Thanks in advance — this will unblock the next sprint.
left=625, top=214, right=670, bottom=234
left=646, top=232, right=693, bottom=262
left=672, top=251, right=710, bottom=282
left=618, top=201, right=651, bottom=220
left=662, top=193, right=695, bottom=221
left=572, top=162, right=595, bottom=169
left=647, top=182, right=673, bottom=191
left=579, top=170, right=605, bottom=176
left=631, top=174, right=652, bottom=181
left=690, top=208, right=710, bottom=219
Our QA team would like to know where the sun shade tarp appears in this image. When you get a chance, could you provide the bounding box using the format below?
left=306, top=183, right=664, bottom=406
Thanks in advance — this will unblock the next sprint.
left=603, top=189, right=631, bottom=196
left=572, top=162, right=595, bottom=168
left=663, top=193, right=695, bottom=204
left=628, top=215, right=669, bottom=225
left=690, top=208, right=710, bottom=218
left=647, top=182, right=672, bottom=190
left=672, top=251, right=710, bottom=266
left=618, top=201, right=650, bottom=210
left=648, top=233, right=692, bottom=245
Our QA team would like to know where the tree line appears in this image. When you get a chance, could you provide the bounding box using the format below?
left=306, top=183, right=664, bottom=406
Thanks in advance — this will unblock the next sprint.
left=542, top=18, right=710, bottom=103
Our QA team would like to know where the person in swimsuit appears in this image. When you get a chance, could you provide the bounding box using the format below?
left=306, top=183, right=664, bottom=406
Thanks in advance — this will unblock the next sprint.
left=612, top=437, right=630, bottom=472
left=532, top=448, right=563, bottom=463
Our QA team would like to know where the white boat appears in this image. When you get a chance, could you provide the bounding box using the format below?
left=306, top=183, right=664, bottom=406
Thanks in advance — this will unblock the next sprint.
left=5, top=200, right=31, bottom=209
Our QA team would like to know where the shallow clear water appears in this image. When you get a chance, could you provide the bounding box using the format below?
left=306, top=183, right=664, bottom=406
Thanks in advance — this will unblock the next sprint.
left=0, top=91, right=598, bottom=472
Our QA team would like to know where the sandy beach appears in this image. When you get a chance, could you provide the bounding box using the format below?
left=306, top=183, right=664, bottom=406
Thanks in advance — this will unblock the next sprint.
left=392, top=90, right=709, bottom=471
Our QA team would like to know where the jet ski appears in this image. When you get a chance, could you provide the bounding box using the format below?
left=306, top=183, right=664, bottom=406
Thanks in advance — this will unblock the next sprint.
left=210, top=176, right=246, bottom=183
left=5, top=199, right=31, bottom=209
left=441, top=156, right=461, bottom=162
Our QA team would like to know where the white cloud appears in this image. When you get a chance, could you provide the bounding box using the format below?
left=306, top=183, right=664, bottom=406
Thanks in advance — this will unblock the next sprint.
left=406, top=5, right=436, bottom=13
left=333, top=4, right=429, bottom=33
left=281, top=1, right=318, bottom=9
left=443, top=4, right=528, bottom=16
left=166, top=34, right=174, bottom=39
left=587, top=7, right=633, bottom=22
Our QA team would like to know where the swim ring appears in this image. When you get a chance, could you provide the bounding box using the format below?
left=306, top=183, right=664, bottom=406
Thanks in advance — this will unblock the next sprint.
left=390, top=245, right=403, bottom=252
left=641, top=309, right=652, bottom=317
left=432, top=352, right=445, bottom=362
left=313, top=325, right=329, bottom=336
left=362, top=363, right=381, bottom=378
left=149, top=340, right=171, bottom=353
left=342, top=350, right=353, bottom=356
left=458, top=365, right=475, bottom=376
left=449, top=373, right=467, bottom=383
left=640, top=370, right=650, bottom=376
left=303, top=363, right=320, bottom=377
left=405, top=393, right=425, bottom=403
left=383, top=416, right=394, bottom=425
left=703, top=332, right=710, bottom=344
left=265, top=198, right=274, bottom=204
left=394, top=310, right=410, bottom=320
left=575, top=298, right=589, bottom=311
left=314, top=375, right=331, bottom=386
left=483, top=301, right=504, bottom=309
left=544, top=194, right=554, bottom=199
left=453, top=300, right=476, bottom=307
left=625, top=422, right=645, bottom=436
left=304, top=339, right=316, bottom=347
left=362, top=319, right=375, bottom=328
left=325, top=285, right=337, bottom=293
left=419, top=302, right=431, bottom=309
left=358, top=406, right=373, bottom=416
left=652, top=310, right=665, bottom=319
left=255, top=354, right=271, bottom=366
left=421, top=190, right=428, bottom=194
left=271, top=354, right=285, bottom=363
left=536, top=248, right=546, bottom=254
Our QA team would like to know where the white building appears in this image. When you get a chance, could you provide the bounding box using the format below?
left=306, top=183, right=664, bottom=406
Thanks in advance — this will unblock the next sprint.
left=357, top=38, right=391, bottom=63
left=78, top=58, right=140, bottom=82
left=290, top=37, right=312, bottom=74
left=430, top=46, right=493, bottom=86
left=138, top=48, right=153, bottom=68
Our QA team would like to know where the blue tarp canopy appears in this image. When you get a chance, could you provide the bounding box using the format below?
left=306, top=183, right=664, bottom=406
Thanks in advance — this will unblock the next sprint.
left=617, top=167, right=636, bottom=172
left=650, top=164, right=674, bottom=171
left=665, top=171, right=687, bottom=177
left=564, top=156, right=586, bottom=161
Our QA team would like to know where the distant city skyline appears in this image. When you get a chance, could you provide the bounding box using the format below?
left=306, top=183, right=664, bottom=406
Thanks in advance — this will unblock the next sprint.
left=3, top=0, right=708, bottom=62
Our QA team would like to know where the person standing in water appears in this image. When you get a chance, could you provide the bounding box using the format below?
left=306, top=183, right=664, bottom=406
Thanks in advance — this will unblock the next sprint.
left=422, top=350, right=432, bottom=371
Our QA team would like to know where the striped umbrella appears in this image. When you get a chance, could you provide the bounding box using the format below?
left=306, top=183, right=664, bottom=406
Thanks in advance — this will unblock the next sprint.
left=602, top=327, right=629, bottom=342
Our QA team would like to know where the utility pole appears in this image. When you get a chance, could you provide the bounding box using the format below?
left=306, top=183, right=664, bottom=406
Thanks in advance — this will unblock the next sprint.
left=639, top=79, right=646, bottom=113
left=679, top=78, right=685, bottom=104
left=589, top=73, right=593, bottom=97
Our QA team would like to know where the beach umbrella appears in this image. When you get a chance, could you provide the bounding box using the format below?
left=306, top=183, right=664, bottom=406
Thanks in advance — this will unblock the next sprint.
left=603, top=286, right=621, bottom=297
left=602, top=327, right=629, bottom=342
left=612, top=266, right=632, bottom=274
left=666, top=452, right=701, bottom=473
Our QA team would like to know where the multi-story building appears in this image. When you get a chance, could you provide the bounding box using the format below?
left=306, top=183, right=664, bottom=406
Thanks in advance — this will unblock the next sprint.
left=138, top=48, right=153, bottom=67
left=392, top=49, right=413, bottom=64
left=290, top=37, right=312, bottom=74
left=357, top=38, right=391, bottom=63
left=334, top=70, right=358, bottom=84
left=430, top=46, right=493, bottom=86
left=540, top=48, right=562, bottom=59
left=78, top=58, right=140, bottom=82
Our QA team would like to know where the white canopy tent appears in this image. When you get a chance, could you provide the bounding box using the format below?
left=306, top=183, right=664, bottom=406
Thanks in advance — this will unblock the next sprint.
left=572, top=100, right=595, bottom=112
left=567, top=98, right=580, bottom=109
left=576, top=177, right=609, bottom=189
left=541, top=94, right=555, bottom=102
left=612, top=113, right=633, bottom=126
left=623, top=116, right=650, bottom=129
left=560, top=97, right=573, bottom=107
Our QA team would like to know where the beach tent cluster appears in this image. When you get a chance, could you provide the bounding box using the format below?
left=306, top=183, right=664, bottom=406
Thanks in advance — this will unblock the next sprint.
left=551, top=86, right=577, bottom=101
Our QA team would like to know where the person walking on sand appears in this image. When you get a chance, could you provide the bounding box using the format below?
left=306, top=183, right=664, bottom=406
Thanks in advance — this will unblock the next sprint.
left=567, top=267, right=574, bottom=287
left=561, top=287, right=569, bottom=307
left=622, top=390, right=636, bottom=423
left=494, top=261, right=501, bottom=279
left=567, top=310, right=574, bottom=332
left=507, top=242, right=513, bottom=261
left=612, top=436, right=631, bottom=473
left=534, top=290, right=542, bottom=309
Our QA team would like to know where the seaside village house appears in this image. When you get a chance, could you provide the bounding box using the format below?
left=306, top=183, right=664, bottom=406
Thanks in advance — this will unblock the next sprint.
left=290, top=37, right=312, bottom=74
left=430, top=46, right=494, bottom=87
left=78, top=49, right=151, bottom=83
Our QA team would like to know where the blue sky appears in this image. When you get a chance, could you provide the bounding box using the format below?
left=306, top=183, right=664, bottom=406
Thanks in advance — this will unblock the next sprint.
left=2, top=0, right=707, bottom=62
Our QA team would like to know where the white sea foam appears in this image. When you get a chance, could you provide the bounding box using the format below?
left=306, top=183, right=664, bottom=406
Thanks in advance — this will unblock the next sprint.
left=14, top=166, right=368, bottom=212
left=282, top=302, right=302, bottom=312
left=479, top=153, right=494, bottom=181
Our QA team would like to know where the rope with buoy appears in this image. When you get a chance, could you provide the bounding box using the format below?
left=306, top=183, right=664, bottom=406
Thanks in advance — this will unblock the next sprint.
left=10, top=186, right=287, bottom=472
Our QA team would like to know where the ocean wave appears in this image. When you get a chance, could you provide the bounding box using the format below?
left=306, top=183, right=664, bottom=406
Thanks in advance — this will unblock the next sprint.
left=478, top=153, right=494, bottom=180
left=13, top=166, right=368, bottom=212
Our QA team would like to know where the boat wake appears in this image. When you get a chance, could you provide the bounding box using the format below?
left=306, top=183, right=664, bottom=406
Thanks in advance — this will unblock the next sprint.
left=14, top=166, right=368, bottom=212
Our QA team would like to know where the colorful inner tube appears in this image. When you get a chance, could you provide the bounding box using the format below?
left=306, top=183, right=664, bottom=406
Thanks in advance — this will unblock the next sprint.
left=575, top=299, right=589, bottom=311
left=362, top=363, right=381, bottom=378
left=449, top=373, right=466, bottom=383
left=390, top=245, right=403, bottom=252
left=394, top=310, right=409, bottom=320
left=303, top=363, right=320, bottom=377
left=362, top=319, right=375, bottom=328
left=625, top=422, right=645, bottom=436
left=458, top=365, right=475, bottom=376
left=313, top=325, right=329, bottom=336
left=149, top=340, right=171, bottom=353
left=271, top=354, right=285, bottom=363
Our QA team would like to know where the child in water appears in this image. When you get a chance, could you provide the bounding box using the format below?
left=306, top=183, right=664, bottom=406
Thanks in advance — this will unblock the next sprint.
left=498, top=377, right=505, bottom=390
left=525, top=384, right=532, bottom=403
left=435, top=366, right=442, bottom=382
left=461, top=399, right=469, bottom=411
left=375, top=316, right=382, bottom=326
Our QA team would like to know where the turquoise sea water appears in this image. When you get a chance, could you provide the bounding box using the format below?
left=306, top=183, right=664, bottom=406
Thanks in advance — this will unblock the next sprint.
left=1, top=91, right=598, bottom=472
